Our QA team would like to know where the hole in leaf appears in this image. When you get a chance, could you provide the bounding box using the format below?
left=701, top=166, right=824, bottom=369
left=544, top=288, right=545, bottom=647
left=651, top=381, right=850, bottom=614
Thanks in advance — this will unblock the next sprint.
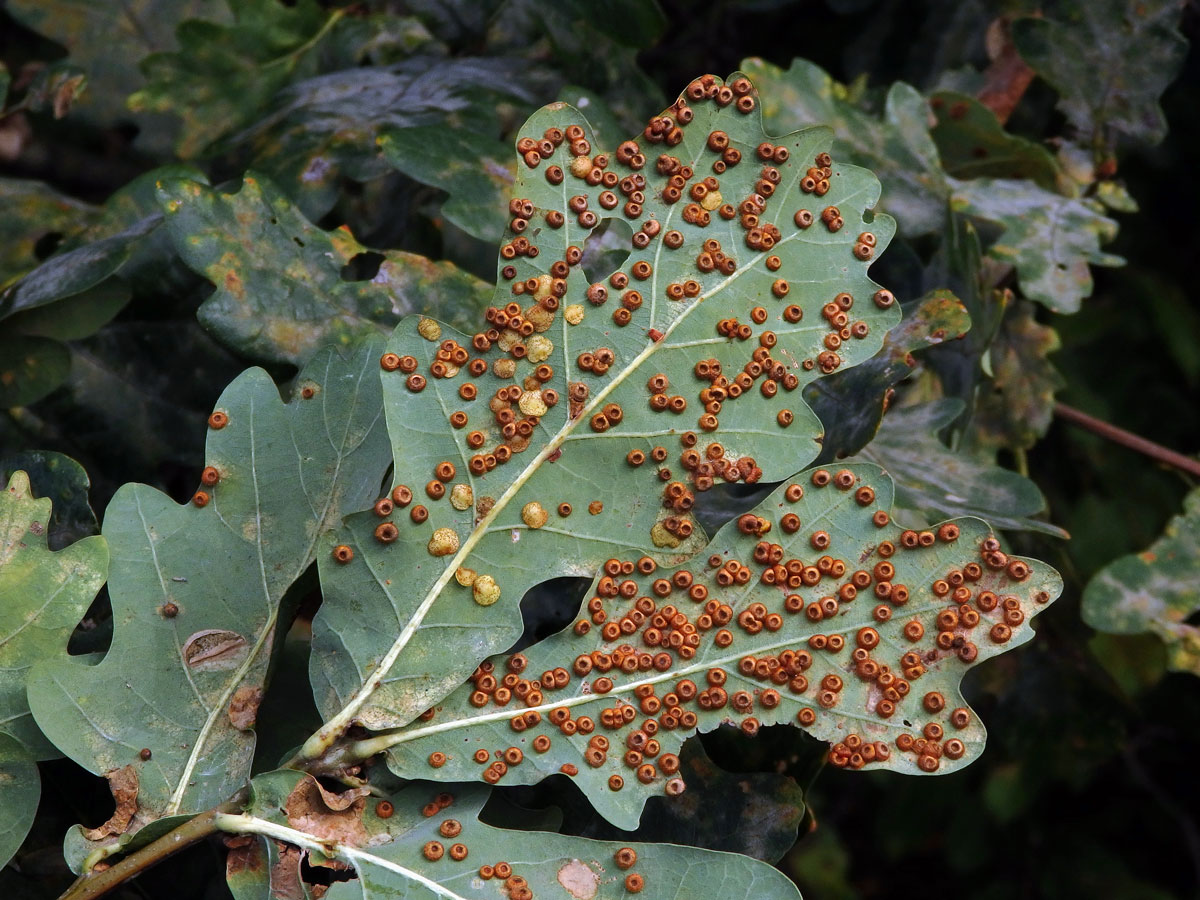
left=581, top=218, right=633, bottom=284
left=340, top=252, right=386, bottom=282
left=862, top=209, right=875, bottom=225
left=300, top=852, right=357, bottom=886
left=33, top=231, right=65, bottom=260
left=515, top=577, right=590, bottom=650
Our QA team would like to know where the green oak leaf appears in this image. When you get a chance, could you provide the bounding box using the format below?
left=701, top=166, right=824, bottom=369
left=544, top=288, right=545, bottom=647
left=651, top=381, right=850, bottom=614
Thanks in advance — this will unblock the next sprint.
left=0, top=336, right=72, bottom=409
left=159, top=174, right=493, bottom=365
left=25, top=338, right=391, bottom=845
left=302, top=74, right=900, bottom=762
left=129, top=0, right=339, bottom=159
left=361, top=462, right=1059, bottom=827
left=5, top=0, right=232, bottom=155
left=1083, top=485, right=1200, bottom=676
left=929, top=91, right=1062, bottom=190
left=217, top=769, right=801, bottom=900
left=0, top=733, right=39, bottom=869
left=1, top=470, right=107, bottom=757
left=741, top=57, right=948, bottom=238
left=1012, top=0, right=1189, bottom=151
left=856, top=399, right=1068, bottom=538
left=951, top=177, right=1123, bottom=314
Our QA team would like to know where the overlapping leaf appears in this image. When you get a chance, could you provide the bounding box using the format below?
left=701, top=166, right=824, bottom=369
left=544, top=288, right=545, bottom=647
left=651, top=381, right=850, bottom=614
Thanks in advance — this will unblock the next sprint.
left=856, top=399, right=1068, bottom=537
left=255, top=54, right=540, bottom=223
left=218, top=770, right=800, bottom=900
left=1083, top=486, right=1200, bottom=675
left=0, top=733, right=38, bottom=869
left=357, top=462, right=1061, bottom=827
left=929, top=91, right=1061, bottom=190
left=1012, top=0, right=1188, bottom=150
left=25, top=339, right=391, bottom=842
left=303, top=74, right=900, bottom=761
left=1, top=471, right=107, bottom=757
left=741, top=57, right=947, bottom=238
left=804, top=289, right=972, bottom=459
left=951, top=178, right=1122, bottom=314
left=159, top=175, right=493, bottom=365
left=0, top=178, right=98, bottom=288
left=971, top=301, right=1065, bottom=452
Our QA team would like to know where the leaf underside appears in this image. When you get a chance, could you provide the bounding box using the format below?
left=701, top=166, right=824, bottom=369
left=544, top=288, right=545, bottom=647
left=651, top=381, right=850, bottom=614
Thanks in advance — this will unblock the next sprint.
left=309, top=72, right=901, bottom=751
left=26, top=339, right=391, bottom=837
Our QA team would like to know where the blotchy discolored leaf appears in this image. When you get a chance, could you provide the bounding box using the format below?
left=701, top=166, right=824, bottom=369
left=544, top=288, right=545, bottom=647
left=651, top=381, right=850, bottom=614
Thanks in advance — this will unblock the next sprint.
left=350, top=463, right=1061, bottom=828
left=128, top=0, right=337, bottom=159
left=0, top=470, right=106, bottom=757
left=856, top=399, right=1068, bottom=537
left=950, top=177, right=1122, bottom=314
left=741, top=57, right=947, bottom=238
left=303, top=74, right=900, bottom=759
left=0, top=178, right=98, bottom=288
left=26, top=338, right=391, bottom=841
left=0, top=733, right=39, bottom=869
left=0, top=451, right=97, bottom=549
left=5, top=0, right=233, bottom=154
left=159, top=175, right=493, bottom=365
left=1012, top=0, right=1188, bottom=150
left=970, top=301, right=1064, bottom=452
left=217, top=769, right=801, bottom=900
left=1083, top=486, right=1200, bottom=675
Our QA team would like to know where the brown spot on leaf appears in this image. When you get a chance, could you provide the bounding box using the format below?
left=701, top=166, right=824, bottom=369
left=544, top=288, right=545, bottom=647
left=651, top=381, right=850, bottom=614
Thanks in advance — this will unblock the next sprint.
left=82, top=766, right=139, bottom=840
left=225, top=835, right=264, bottom=880
left=182, top=629, right=248, bottom=670
left=224, top=270, right=245, bottom=300
left=228, top=686, right=264, bottom=731
left=284, top=776, right=370, bottom=848
left=271, top=841, right=306, bottom=900
left=557, top=858, right=600, bottom=899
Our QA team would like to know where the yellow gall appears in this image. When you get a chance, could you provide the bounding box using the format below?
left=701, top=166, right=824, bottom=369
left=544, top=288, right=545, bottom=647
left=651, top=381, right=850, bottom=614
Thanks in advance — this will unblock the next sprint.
left=564, top=304, right=585, bottom=325
left=525, top=334, right=554, bottom=363
left=428, top=528, right=460, bottom=557
left=700, top=189, right=723, bottom=211
left=418, top=318, right=442, bottom=341
left=450, top=484, right=474, bottom=511
left=521, top=502, right=549, bottom=529
left=570, top=156, right=592, bottom=178
left=455, top=567, right=477, bottom=586
left=474, top=574, right=501, bottom=606
left=518, top=391, right=549, bottom=417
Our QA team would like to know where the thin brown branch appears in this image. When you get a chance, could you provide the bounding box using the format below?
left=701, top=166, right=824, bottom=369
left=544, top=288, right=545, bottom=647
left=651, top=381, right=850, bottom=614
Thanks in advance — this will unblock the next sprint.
left=1054, top=403, right=1200, bottom=479
left=56, top=796, right=246, bottom=900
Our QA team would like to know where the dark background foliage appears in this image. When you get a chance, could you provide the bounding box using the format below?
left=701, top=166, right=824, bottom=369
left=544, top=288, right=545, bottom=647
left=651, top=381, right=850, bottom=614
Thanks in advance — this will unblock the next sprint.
left=2, top=1, right=1198, bottom=898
